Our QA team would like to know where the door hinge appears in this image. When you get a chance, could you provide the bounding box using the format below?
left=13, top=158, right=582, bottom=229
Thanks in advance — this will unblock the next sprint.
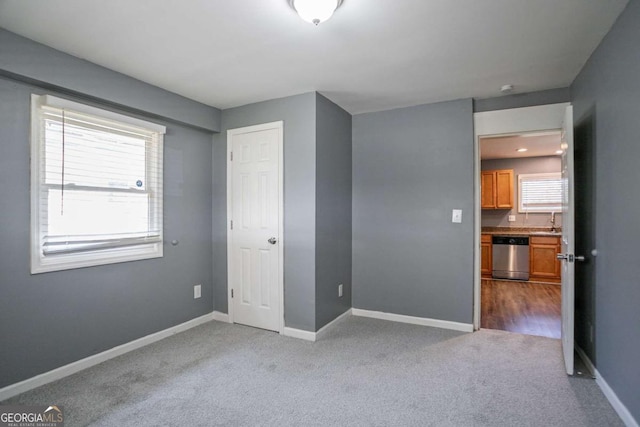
left=230, top=151, right=233, bottom=161
left=231, top=289, right=234, bottom=298
left=230, top=220, right=233, bottom=230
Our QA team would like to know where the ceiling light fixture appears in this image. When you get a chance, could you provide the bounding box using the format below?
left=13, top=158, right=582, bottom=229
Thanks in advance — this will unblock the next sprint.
left=555, top=150, right=563, bottom=154
left=290, top=0, right=343, bottom=25
left=516, top=148, right=528, bottom=152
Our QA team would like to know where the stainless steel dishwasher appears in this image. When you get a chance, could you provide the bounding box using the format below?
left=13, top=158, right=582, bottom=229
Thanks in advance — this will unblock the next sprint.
left=492, top=235, right=530, bottom=280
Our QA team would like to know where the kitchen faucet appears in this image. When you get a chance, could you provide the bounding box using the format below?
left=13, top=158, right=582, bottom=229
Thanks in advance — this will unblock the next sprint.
left=550, top=212, right=557, bottom=232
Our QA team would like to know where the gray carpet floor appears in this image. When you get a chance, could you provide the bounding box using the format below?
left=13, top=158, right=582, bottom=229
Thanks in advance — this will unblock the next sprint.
left=3, top=316, right=623, bottom=426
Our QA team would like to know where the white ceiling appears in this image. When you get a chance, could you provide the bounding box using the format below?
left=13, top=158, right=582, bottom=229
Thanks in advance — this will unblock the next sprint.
left=481, top=131, right=562, bottom=160
left=0, top=0, right=629, bottom=114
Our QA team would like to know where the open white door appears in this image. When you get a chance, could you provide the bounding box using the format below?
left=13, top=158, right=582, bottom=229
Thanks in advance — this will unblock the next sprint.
left=558, top=105, right=575, bottom=375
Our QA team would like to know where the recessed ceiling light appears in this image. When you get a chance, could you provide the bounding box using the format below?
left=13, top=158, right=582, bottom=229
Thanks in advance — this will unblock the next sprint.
left=516, top=148, right=528, bottom=152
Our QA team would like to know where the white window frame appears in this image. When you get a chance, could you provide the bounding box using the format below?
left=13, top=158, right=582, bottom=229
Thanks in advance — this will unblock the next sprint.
left=30, top=94, right=166, bottom=274
left=518, top=172, right=562, bottom=213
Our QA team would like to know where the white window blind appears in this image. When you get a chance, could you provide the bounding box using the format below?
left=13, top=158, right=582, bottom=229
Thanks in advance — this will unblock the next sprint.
left=518, top=172, right=562, bottom=213
left=30, top=94, right=165, bottom=273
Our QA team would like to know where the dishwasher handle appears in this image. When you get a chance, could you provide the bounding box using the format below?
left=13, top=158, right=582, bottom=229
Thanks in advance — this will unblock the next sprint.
left=492, top=235, right=529, bottom=245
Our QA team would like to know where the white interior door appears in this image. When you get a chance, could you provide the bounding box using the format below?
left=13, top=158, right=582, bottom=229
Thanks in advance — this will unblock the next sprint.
left=227, top=122, right=283, bottom=332
left=559, top=105, right=575, bottom=375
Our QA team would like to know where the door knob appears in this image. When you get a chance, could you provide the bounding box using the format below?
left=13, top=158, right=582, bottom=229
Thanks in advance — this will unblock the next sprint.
left=268, top=237, right=277, bottom=245
left=557, top=253, right=586, bottom=262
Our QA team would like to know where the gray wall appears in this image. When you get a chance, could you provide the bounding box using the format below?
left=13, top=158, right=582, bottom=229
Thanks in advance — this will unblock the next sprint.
left=474, top=88, right=570, bottom=113
left=315, top=94, right=352, bottom=330
left=571, top=0, right=640, bottom=420
left=0, top=29, right=220, bottom=132
left=213, top=92, right=353, bottom=332
left=481, top=156, right=562, bottom=228
left=213, top=93, right=318, bottom=332
left=0, top=77, right=214, bottom=388
left=352, top=99, right=474, bottom=324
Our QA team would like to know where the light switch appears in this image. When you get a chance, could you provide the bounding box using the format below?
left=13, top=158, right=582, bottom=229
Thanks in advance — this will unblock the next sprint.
left=508, top=215, right=516, bottom=222
left=452, top=209, right=462, bottom=223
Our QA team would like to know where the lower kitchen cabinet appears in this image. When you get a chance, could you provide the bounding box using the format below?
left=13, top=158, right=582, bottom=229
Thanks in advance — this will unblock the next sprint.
left=481, top=234, right=492, bottom=278
left=529, top=235, right=562, bottom=283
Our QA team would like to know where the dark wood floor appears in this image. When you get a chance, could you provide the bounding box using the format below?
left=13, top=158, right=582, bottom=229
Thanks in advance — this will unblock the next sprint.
left=481, top=279, right=561, bottom=339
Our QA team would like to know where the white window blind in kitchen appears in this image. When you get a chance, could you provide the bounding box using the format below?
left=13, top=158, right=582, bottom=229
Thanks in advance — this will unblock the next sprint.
left=30, top=94, right=165, bottom=273
left=518, top=172, right=562, bottom=213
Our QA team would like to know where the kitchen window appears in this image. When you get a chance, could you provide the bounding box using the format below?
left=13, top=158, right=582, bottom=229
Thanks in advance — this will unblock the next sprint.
left=518, top=172, right=562, bottom=213
left=30, top=94, right=165, bottom=274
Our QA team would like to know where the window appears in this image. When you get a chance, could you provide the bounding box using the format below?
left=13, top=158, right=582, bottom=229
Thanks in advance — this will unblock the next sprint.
left=30, top=94, right=165, bottom=273
left=518, top=172, right=562, bottom=213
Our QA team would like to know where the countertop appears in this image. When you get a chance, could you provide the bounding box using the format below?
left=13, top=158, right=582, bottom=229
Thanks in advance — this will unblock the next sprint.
left=481, top=227, right=562, bottom=237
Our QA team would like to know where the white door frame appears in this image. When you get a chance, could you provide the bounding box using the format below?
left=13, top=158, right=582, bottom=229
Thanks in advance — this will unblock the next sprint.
left=226, top=121, right=285, bottom=334
left=473, top=103, right=570, bottom=329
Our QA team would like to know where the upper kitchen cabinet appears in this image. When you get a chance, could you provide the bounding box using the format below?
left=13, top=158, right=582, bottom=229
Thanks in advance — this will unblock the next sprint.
left=481, top=169, right=514, bottom=209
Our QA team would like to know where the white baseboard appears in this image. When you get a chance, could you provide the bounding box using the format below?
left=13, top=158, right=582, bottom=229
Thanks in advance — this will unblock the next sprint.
left=212, top=311, right=230, bottom=323
left=0, top=312, right=215, bottom=402
left=574, top=344, right=596, bottom=378
left=282, top=308, right=353, bottom=342
left=595, top=370, right=639, bottom=427
left=575, top=345, right=638, bottom=427
left=282, top=327, right=316, bottom=342
left=316, top=309, right=352, bottom=341
left=352, top=308, right=474, bottom=333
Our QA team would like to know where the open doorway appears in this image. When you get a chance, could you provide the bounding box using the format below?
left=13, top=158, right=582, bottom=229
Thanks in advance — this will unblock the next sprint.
left=479, top=131, right=563, bottom=339
left=473, top=103, right=577, bottom=375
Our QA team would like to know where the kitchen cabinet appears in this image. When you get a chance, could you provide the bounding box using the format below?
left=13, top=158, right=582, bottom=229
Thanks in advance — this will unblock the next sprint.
left=529, top=235, right=562, bottom=283
left=481, top=234, right=492, bottom=278
left=481, top=169, right=514, bottom=209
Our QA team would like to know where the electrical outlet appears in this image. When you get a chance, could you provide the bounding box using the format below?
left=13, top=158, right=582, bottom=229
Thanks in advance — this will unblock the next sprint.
left=338, top=283, right=343, bottom=297
left=194, top=284, right=201, bottom=299
left=508, top=215, right=516, bottom=222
